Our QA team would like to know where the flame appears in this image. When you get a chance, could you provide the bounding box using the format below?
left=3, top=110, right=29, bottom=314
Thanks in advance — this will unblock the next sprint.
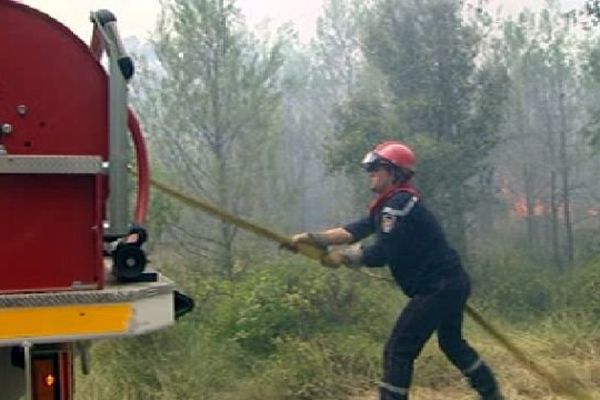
left=510, top=198, right=546, bottom=218
left=512, top=198, right=527, bottom=217
left=499, top=176, right=600, bottom=220
left=500, top=177, right=548, bottom=218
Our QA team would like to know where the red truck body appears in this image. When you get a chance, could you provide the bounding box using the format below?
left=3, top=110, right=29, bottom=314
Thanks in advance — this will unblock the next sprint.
left=0, top=1, right=109, bottom=292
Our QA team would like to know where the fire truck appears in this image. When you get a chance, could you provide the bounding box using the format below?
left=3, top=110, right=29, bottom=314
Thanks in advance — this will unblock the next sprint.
left=0, top=1, right=192, bottom=399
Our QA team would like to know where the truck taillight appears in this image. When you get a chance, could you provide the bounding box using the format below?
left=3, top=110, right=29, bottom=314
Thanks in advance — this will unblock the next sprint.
left=32, top=356, right=60, bottom=399
left=31, top=346, right=72, bottom=400
left=44, top=372, right=56, bottom=387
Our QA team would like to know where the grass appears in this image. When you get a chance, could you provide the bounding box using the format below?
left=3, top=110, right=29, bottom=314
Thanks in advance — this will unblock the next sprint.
left=74, top=307, right=600, bottom=400
left=73, top=253, right=600, bottom=400
left=351, top=314, right=600, bottom=400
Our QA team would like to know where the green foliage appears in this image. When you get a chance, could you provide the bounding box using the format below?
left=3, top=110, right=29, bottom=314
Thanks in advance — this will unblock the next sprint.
left=253, top=333, right=380, bottom=399
left=469, top=242, right=600, bottom=325
left=469, top=250, right=560, bottom=321
left=208, top=259, right=400, bottom=354
left=78, top=326, right=246, bottom=400
left=78, top=258, right=401, bottom=400
left=564, top=257, right=600, bottom=317
left=313, top=0, right=365, bottom=93
left=364, top=0, right=480, bottom=136
left=326, top=67, right=399, bottom=172
left=76, top=249, right=600, bottom=399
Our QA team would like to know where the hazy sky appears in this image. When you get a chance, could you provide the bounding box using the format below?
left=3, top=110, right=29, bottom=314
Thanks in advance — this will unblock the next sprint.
left=20, top=0, right=588, bottom=44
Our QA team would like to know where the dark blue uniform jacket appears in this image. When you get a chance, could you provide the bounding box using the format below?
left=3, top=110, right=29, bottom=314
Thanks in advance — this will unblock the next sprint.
left=344, top=191, right=465, bottom=297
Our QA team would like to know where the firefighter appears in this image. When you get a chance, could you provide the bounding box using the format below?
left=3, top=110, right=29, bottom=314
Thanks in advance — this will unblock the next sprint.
left=290, top=141, right=503, bottom=400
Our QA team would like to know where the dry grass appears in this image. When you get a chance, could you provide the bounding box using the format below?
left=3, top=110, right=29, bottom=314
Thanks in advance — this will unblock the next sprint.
left=349, top=324, right=600, bottom=400
left=76, top=317, right=600, bottom=400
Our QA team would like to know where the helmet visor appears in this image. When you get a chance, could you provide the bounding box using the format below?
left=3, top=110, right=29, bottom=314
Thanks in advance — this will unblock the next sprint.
left=361, top=151, right=388, bottom=172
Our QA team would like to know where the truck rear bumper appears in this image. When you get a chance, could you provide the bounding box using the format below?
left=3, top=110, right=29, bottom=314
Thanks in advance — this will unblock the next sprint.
left=0, top=269, right=175, bottom=346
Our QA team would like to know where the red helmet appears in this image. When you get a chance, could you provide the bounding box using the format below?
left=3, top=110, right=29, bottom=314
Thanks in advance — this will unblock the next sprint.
left=361, top=141, right=416, bottom=171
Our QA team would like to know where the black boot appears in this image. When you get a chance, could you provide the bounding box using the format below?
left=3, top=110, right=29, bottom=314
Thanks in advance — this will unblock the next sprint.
left=466, top=362, right=504, bottom=400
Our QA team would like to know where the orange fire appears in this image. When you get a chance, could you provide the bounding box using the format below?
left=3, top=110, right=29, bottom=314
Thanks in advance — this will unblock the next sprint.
left=499, top=177, right=600, bottom=220
left=500, top=177, right=549, bottom=218
left=511, top=198, right=546, bottom=218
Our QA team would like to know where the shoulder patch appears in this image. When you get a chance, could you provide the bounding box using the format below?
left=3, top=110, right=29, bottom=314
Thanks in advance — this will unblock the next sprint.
left=380, top=196, right=418, bottom=233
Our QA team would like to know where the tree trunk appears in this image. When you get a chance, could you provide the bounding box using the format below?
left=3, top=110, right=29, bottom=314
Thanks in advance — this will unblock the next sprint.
left=550, top=170, right=562, bottom=271
left=523, top=165, right=538, bottom=253
left=213, top=0, right=234, bottom=277
left=558, top=91, right=574, bottom=267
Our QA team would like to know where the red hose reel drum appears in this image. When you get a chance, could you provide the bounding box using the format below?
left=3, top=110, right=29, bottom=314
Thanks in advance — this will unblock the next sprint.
left=0, top=1, right=109, bottom=292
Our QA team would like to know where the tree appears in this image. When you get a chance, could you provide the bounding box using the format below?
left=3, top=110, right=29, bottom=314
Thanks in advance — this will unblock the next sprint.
left=486, top=1, right=600, bottom=269
left=313, top=0, right=367, bottom=98
left=582, top=20, right=600, bottom=148
left=133, top=0, right=284, bottom=277
left=496, top=11, right=562, bottom=265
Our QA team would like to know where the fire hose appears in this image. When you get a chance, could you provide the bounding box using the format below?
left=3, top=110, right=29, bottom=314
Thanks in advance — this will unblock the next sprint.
left=135, top=173, right=592, bottom=400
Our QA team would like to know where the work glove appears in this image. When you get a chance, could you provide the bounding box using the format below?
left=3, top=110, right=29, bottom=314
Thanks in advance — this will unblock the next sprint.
left=320, top=249, right=343, bottom=268
left=283, top=232, right=330, bottom=252
left=321, top=244, right=363, bottom=269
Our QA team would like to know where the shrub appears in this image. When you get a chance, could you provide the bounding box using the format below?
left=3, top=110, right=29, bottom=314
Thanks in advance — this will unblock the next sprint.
left=468, top=252, right=558, bottom=321
left=563, top=257, right=600, bottom=317
left=257, top=333, right=381, bottom=399
left=211, top=258, right=401, bottom=355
